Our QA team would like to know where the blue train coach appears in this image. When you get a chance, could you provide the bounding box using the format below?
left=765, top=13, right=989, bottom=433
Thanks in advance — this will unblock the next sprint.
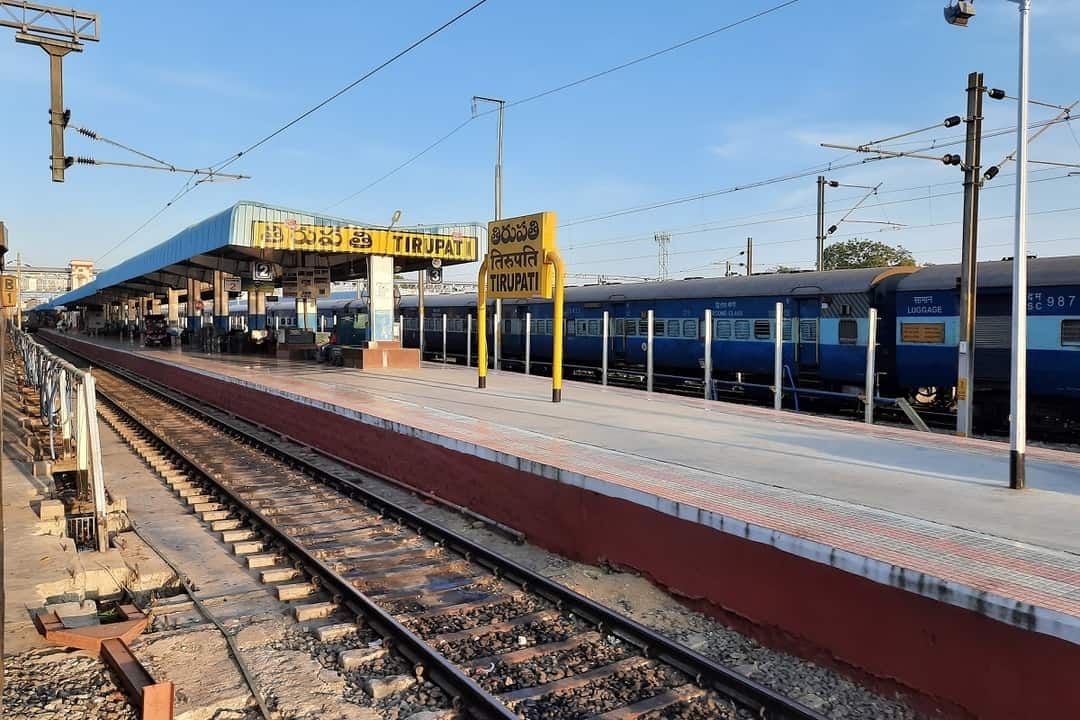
left=894, top=256, right=1080, bottom=418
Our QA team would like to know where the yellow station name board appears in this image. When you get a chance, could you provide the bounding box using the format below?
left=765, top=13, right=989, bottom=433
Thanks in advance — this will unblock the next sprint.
left=486, top=212, right=556, bottom=299
left=252, top=221, right=478, bottom=263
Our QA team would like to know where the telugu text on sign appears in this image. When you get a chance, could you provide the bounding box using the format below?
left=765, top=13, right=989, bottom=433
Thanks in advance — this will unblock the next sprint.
left=251, top=221, right=478, bottom=263
left=486, top=212, right=556, bottom=299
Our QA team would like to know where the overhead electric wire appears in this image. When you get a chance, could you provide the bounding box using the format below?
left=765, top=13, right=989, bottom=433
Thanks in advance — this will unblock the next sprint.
left=95, top=179, right=199, bottom=263
left=579, top=203, right=1080, bottom=270
left=70, top=125, right=180, bottom=171
left=94, top=1, right=489, bottom=268
left=562, top=168, right=1073, bottom=253
left=325, top=0, right=803, bottom=207
left=828, top=183, right=881, bottom=231
left=558, top=115, right=1079, bottom=230
left=206, top=0, right=491, bottom=176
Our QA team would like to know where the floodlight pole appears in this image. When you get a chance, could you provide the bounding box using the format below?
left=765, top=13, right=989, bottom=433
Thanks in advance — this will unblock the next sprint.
left=1009, top=0, right=1031, bottom=489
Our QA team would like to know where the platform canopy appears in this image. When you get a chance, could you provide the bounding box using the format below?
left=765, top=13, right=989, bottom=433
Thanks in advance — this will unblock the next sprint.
left=42, top=201, right=483, bottom=309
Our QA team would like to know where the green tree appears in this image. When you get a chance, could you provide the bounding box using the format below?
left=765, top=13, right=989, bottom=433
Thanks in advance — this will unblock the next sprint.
left=822, top=238, right=915, bottom=270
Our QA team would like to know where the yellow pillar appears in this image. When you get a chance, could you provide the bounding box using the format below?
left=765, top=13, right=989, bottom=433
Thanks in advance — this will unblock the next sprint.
left=548, top=250, right=565, bottom=403
left=476, top=258, right=489, bottom=389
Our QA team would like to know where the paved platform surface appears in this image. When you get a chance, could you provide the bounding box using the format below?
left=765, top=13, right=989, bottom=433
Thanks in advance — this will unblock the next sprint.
left=49, top=334, right=1080, bottom=646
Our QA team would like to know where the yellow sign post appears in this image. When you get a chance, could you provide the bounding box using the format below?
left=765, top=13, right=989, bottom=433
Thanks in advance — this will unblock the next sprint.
left=478, top=212, right=565, bottom=402
left=0, top=275, right=18, bottom=309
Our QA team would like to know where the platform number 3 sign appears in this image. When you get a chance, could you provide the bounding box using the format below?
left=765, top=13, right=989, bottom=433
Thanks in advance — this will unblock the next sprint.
left=252, top=262, right=273, bottom=282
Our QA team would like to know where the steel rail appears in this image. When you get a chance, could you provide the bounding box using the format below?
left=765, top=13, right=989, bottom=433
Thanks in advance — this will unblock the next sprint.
left=91, top=375, right=516, bottom=720
left=60, top=343, right=827, bottom=720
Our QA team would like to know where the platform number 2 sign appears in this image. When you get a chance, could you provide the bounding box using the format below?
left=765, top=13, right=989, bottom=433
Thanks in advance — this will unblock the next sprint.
left=252, top=262, right=274, bottom=282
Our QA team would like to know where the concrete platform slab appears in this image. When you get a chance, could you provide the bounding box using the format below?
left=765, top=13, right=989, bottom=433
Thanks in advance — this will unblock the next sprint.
left=45, top=331, right=1080, bottom=719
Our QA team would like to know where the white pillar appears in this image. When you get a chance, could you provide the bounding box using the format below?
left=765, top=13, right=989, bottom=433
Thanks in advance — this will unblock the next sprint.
left=525, top=311, right=531, bottom=375
left=601, top=310, right=609, bottom=386
left=442, top=313, right=448, bottom=363
left=368, top=255, right=394, bottom=344
left=865, top=308, right=878, bottom=424
left=646, top=309, right=654, bottom=393
left=1009, top=0, right=1031, bottom=489
left=704, top=308, right=712, bottom=400
left=493, top=311, right=500, bottom=370
left=398, top=313, right=404, bottom=343
left=466, top=314, right=472, bottom=367
left=774, top=302, right=783, bottom=411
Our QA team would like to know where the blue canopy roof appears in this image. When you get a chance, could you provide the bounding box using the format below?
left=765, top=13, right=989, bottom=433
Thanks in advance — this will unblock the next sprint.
left=40, top=201, right=481, bottom=309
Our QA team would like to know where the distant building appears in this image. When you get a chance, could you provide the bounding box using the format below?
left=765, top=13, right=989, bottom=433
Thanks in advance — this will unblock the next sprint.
left=18, top=260, right=97, bottom=309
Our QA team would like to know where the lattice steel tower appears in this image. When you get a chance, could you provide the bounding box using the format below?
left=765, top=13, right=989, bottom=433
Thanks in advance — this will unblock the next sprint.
left=654, top=232, right=671, bottom=281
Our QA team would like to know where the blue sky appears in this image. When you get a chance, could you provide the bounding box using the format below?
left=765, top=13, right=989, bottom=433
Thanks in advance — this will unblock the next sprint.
left=2, top=0, right=1079, bottom=281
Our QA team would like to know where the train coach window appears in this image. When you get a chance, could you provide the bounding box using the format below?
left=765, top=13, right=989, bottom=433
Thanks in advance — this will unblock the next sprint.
left=901, top=322, right=945, bottom=343
left=667, top=319, right=681, bottom=337
left=783, top=319, right=793, bottom=341
left=839, top=319, right=858, bottom=345
left=684, top=319, right=699, bottom=339
left=577, top=319, right=589, bottom=336
left=615, top=318, right=625, bottom=336
left=566, top=319, right=576, bottom=336
left=714, top=319, right=731, bottom=339
left=588, top=319, right=600, bottom=336
left=1062, top=320, right=1080, bottom=346
left=653, top=319, right=666, bottom=337
left=753, top=320, right=771, bottom=340
left=734, top=320, right=750, bottom=340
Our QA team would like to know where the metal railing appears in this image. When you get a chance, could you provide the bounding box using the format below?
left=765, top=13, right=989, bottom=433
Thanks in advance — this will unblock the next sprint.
left=10, top=326, right=108, bottom=551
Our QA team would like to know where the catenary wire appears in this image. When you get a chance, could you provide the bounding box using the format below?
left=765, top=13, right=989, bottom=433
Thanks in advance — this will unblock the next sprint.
left=325, top=0, right=804, bottom=207
left=95, top=1, right=489, bottom=267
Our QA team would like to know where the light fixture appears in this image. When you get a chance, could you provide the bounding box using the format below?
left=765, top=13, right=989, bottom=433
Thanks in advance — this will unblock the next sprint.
left=944, top=1, right=976, bottom=26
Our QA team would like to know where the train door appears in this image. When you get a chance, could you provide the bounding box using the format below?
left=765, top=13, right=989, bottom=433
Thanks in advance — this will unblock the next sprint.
left=796, top=297, right=820, bottom=368
left=609, top=299, right=628, bottom=363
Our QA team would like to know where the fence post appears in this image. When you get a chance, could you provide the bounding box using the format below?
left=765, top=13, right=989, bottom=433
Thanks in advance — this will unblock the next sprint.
left=82, top=373, right=108, bottom=553
left=442, top=313, right=448, bottom=363
left=525, top=312, right=531, bottom=375
left=398, top=313, right=403, bottom=344
left=704, top=308, right=712, bottom=400
left=646, top=309, right=654, bottom=393
left=865, top=307, right=878, bottom=424
left=774, top=302, right=783, bottom=411
left=602, top=310, right=609, bottom=386
left=467, top=314, right=472, bottom=367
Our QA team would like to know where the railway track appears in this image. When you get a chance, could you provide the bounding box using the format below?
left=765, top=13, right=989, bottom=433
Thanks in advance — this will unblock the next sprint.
left=62, top=346, right=826, bottom=720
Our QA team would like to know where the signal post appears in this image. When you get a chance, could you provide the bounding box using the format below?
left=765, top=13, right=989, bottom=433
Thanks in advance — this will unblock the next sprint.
left=478, top=212, right=565, bottom=402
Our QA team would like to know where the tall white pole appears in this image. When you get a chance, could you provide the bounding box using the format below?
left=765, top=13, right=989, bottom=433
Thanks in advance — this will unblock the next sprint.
left=493, top=99, right=504, bottom=375
left=703, top=309, right=712, bottom=400
left=442, top=313, right=448, bottom=363
left=601, top=310, right=609, bottom=386
left=774, top=302, right=784, bottom=411
left=865, top=308, right=878, bottom=424
left=466, top=314, right=472, bottom=367
left=525, top=311, right=531, bottom=375
left=1009, top=0, right=1031, bottom=489
left=646, top=309, right=654, bottom=393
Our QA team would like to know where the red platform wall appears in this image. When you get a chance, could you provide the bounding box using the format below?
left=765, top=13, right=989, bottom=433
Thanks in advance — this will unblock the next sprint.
left=55, top=334, right=1080, bottom=720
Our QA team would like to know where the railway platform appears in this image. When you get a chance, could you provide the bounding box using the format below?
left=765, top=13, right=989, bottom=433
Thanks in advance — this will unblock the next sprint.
left=43, top=330, right=1080, bottom=720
